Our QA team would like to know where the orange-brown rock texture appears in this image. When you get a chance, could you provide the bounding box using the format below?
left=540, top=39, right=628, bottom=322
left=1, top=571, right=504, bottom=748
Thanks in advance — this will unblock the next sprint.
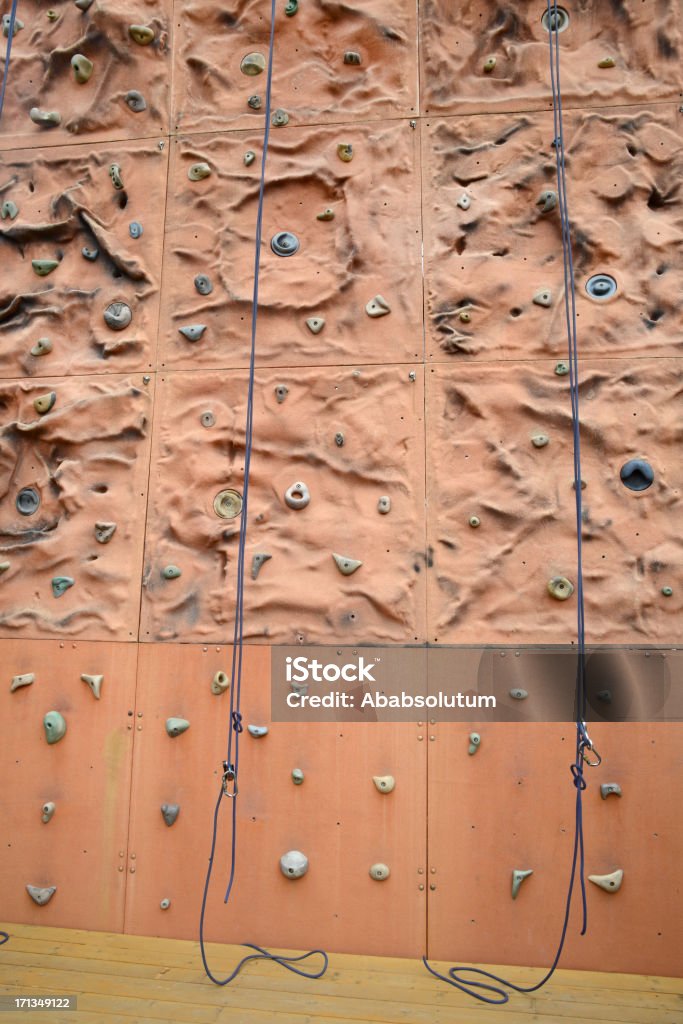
left=1, top=0, right=682, bottom=977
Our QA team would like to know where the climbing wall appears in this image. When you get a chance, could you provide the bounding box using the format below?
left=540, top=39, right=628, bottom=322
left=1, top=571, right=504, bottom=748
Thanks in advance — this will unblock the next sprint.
left=1, top=0, right=682, bottom=976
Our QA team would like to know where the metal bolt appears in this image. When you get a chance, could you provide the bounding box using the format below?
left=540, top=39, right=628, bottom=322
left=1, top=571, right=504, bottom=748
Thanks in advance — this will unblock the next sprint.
left=118, top=866, right=124, bottom=872
left=137, top=712, right=143, bottom=717
left=429, top=735, right=435, bottom=741
left=409, top=120, right=416, bottom=128
left=158, top=140, right=165, bottom=150
left=418, top=884, right=425, bottom=891
left=137, top=725, right=142, bottom=731
left=430, top=867, right=436, bottom=874
left=408, top=370, right=416, bottom=381
left=417, top=735, right=423, bottom=741
left=418, top=868, right=424, bottom=875
left=129, top=867, right=136, bottom=873
left=430, top=884, right=436, bottom=891
left=142, top=375, right=150, bottom=384
left=131, top=854, right=136, bottom=859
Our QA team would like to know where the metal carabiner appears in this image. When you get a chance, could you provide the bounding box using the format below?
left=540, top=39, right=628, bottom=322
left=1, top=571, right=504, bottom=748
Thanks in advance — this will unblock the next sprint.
left=578, top=723, right=602, bottom=767
left=222, top=761, right=238, bottom=797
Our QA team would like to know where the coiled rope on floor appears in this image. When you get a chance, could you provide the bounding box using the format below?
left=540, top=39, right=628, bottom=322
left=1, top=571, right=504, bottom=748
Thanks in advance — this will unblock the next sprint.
left=198, top=0, right=327, bottom=986
left=422, top=0, right=598, bottom=1003
left=0, top=0, right=18, bottom=123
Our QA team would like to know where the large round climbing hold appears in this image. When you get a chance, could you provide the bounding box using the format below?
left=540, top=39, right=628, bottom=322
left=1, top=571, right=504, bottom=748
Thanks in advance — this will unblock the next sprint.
left=280, top=850, right=309, bottom=879
left=240, top=52, right=266, bottom=75
left=541, top=5, right=569, bottom=32
left=586, top=273, right=617, bottom=300
left=271, top=231, right=299, bottom=257
left=285, top=481, right=310, bottom=510
left=547, top=576, right=574, bottom=601
left=213, top=489, right=243, bottom=519
left=103, top=301, right=132, bottom=331
left=620, top=459, right=654, bottom=492
left=16, top=487, right=40, bottom=516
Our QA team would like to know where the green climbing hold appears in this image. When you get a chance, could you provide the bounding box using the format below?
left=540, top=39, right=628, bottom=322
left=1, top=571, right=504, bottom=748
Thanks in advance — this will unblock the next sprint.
left=284, top=0, right=298, bottom=14
left=52, top=576, right=74, bottom=597
left=162, top=565, right=181, bottom=580
left=43, top=711, right=67, bottom=744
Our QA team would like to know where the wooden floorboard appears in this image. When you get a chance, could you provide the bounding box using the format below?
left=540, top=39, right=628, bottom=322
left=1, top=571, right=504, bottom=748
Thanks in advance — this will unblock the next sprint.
left=1, top=925, right=682, bottom=1024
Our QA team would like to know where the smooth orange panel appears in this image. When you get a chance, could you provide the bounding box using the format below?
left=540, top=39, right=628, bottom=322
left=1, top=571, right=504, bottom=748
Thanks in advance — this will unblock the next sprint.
left=419, top=1, right=682, bottom=117
left=125, top=643, right=427, bottom=958
left=0, top=373, right=153, bottom=640
left=140, top=365, right=426, bottom=644
left=427, top=722, right=683, bottom=977
left=423, top=106, right=682, bottom=362
left=0, top=0, right=172, bottom=149
left=426, top=360, right=683, bottom=645
left=0, top=639, right=137, bottom=931
left=0, top=139, right=168, bottom=378
left=158, top=122, right=422, bottom=370
left=172, top=0, right=417, bottom=134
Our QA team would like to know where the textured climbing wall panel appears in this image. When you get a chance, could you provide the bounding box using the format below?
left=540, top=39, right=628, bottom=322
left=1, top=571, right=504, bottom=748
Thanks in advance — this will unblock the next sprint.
left=141, top=365, right=426, bottom=644
left=427, top=722, right=683, bottom=976
left=0, top=139, right=167, bottom=378
left=426, top=360, right=683, bottom=645
left=0, top=639, right=137, bottom=930
left=125, top=644, right=427, bottom=957
left=160, top=121, right=422, bottom=370
left=420, top=0, right=683, bottom=116
left=172, top=0, right=418, bottom=135
left=0, top=373, right=153, bottom=639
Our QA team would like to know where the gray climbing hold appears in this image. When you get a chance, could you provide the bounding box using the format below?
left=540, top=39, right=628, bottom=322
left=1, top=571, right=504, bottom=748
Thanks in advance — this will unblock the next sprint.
left=52, top=577, right=74, bottom=598
left=41, top=802, right=56, bottom=824
left=537, top=190, right=558, bottom=213
left=271, top=109, right=289, bottom=127
left=17, top=487, right=40, bottom=516
left=129, top=221, right=143, bottom=238
left=82, top=247, right=98, bottom=261
left=469, top=515, right=481, bottom=528
left=125, top=90, right=146, bottom=113
left=317, top=209, right=335, bottom=221
left=600, top=783, right=622, bottom=799
left=109, top=164, right=124, bottom=190
left=510, top=688, right=528, bottom=700
left=214, top=489, right=243, bottom=519
left=179, top=324, right=207, bottom=342
left=372, top=775, right=395, bottom=794
left=305, top=317, right=325, bottom=334
left=71, top=54, right=93, bottom=83
left=291, top=768, right=304, bottom=785
left=337, top=143, right=354, bottom=162
left=1, top=200, right=18, bottom=220
left=95, top=522, right=116, bottom=544
left=166, top=718, right=190, bottom=737
left=586, top=274, right=617, bottom=300
left=188, top=162, right=211, bottom=181
left=588, top=869, right=623, bottom=893
left=271, top=231, right=299, bottom=256
left=160, top=898, right=171, bottom=909
left=483, top=56, right=497, bottom=72
left=244, top=151, right=256, bottom=166
left=512, top=868, right=533, bottom=899
left=377, top=496, right=391, bottom=514
left=468, top=732, right=481, bottom=755
left=161, top=803, right=180, bottom=826
left=10, top=673, right=34, bottom=693
left=275, top=384, right=289, bottom=403
left=26, top=885, right=56, bottom=906
left=104, top=301, right=132, bottom=331
left=30, top=108, right=61, bottom=128
left=369, top=863, right=390, bottom=881
left=32, top=260, right=59, bottom=277
left=75, top=0, right=94, bottom=10
left=285, top=482, right=310, bottom=510
left=662, top=586, right=673, bottom=597
left=280, top=850, right=308, bottom=878
left=332, top=553, right=362, bottom=576
left=251, top=553, right=272, bottom=580
left=533, top=289, right=552, bottom=307
left=344, top=51, right=362, bottom=65
left=211, top=671, right=230, bottom=695
left=162, top=565, right=182, bottom=579
left=547, top=576, right=574, bottom=601
left=248, top=725, right=268, bottom=738
left=129, top=24, right=155, bottom=44
left=248, top=95, right=262, bottom=109
left=555, top=362, right=569, bottom=376
left=81, top=674, right=103, bottom=700
left=200, top=410, right=215, bottom=428
left=366, top=295, right=391, bottom=318
left=34, top=391, right=56, bottom=415
left=334, top=432, right=345, bottom=447
left=596, top=689, right=612, bottom=704
left=194, top=274, right=213, bottom=295
left=457, top=193, right=471, bottom=210
left=29, top=338, right=52, bottom=358
left=531, top=434, right=549, bottom=448
left=2, top=13, right=23, bottom=35
left=620, top=459, right=654, bottom=492
left=44, top=711, right=67, bottom=744
left=240, top=52, right=266, bottom=75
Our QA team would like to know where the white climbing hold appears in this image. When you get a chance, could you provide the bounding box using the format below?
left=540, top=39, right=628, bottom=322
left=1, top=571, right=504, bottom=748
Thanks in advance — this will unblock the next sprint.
left=211, top=671, right=230, bottom=695
left=332, top=553, right=362, bottom=575
left=468, top=732, right=481, bottom=755
left=372, top=775, right=395, bottom=794
left=533, top=289, right=552, bottom=308
left=280, top=850, right=308, bottom=878
left=365, top=295, right=391, bottom=318
left=165, top=718, right=190, bottom=737
left=248, top=724, right=268, bottom=738
left=600, top=783, right=622, bottom=799
left=81, top=673, right=103, bottom=700
left=588, top=869, right=623, bottom=893
left=306, top=317, right=325, bottom=334
left=457, top=193, right=471, bottom=210
left=10, top=673, right=34, bottom=692
left=369, top=863, right=390, bottom=881
left=41, top=802, right=56, bottom=823
left=26, top=884, right=56, bottom=906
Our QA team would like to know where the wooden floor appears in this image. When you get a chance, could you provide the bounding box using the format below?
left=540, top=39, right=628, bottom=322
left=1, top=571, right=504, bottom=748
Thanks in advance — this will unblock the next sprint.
left=1, top=924, right=683, bottom=1024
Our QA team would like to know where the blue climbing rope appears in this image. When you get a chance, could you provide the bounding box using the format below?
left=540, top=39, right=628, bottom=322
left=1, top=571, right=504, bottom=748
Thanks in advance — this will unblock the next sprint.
left=0, top=0, right=19, bottom=123
left=198, top=0, right=327, bottom=985
left=422, top=0, right=598, bottom=1002
left=0, top=932, right=8, bottom=945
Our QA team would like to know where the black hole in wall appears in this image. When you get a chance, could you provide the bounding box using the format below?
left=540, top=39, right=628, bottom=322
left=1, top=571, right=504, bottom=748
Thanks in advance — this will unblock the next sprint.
left=92, top=483, right=108, bottom=493
left=510, top=308, right=522, bottom=318
left=118, top=192, right=128, bottom=209
left=647, top=187, right=667, bottom=210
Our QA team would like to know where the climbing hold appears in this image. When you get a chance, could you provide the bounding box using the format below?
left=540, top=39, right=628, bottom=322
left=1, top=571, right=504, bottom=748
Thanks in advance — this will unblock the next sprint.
left=337, top=143, right=354, bottom=162
left=240, top=52, right=266, bottom=75
left=369, top=863, right=390, bottom=881
left=620, top=459, right=654, bottom=492
left=2, top=13, right=23, bottom=35
left=533, top=289, right=552, bottom=307
left=285, top=482, right=310, bottom=510
left=0, top=561, right=9, bottom=574
left=511, top=869, right=533, bottom=899
left=109, top=164, right=124, bottom=190
left=541, top=5, right=569, bottom=31
left=10, top=673, right=34, bottom=693
left=600, top=783, right=622, bottom=799
left=332, top=553, right=362, bottom=576
left=468, top=515, right=480, bottom=528
left=129, top=24, right=155, bottom=44
left=555, top=362, right=569, bottom=376
left=305, top=317, right=325, bottom=333
left=162, top=565, right=181, bottom=579
left=284, top=0, right=298, bottom=13
left=251, top=553, right=272, bottom=580
left=28, top=337, right=53, bottom=360
left=598, top=56, right=616, bottom=68
left=596, top=689, right=612, bottom=704
left=32, top=260, right=59, bottom=277
left=94, top=522, right=116, bottom=544
left=161, top=803, right=180, bottom=827
left=47, top=9, right=58, bottom=19
left=458, top=310, right=471, bottom=323
left=129, top=221, right=143, bottom=238
left=52, top=577, right=74, bottom=598
left=194, top=274, right=213, bottom=295
left=81, top=674, right=103, bottom=700
left=483, top=56, right=497, bottom=72
left=41, top=802, right=56, bottom=823
left=275, top=384, right=289, bottom=403
left=536, top=189, right=558, bottom=213
left=366, top=295, right=391, bottom=318
left=280, top=850, right=308, bottom=878
left=271, top=231, right=299, bottom=256
left=586, top=273, right=617, bottom=300
left=16, top=488, right=40, bottom=516
left=271, top=109, right=289, bottom=127
left=588, top=869, right=623, bottom=893
left=377, top=496, right=391, bottom=514
left=248, top=95, right=262, bottom=109
left=200, top=410, right=215, bottom=428
left=178, top=324, right=207, bottom=342
left=125, top=91, right=147, bottom=113
left=104, top=301, right=132, bottom=331
left=334, top=432, right=345, bottom=447
left=291, top=768, right=304, bottom=785
left=29, top=109, right=61, bottom=128
left=166, top=718, right=190, bottom=737
left=547, top=576, right=574, bottom=600
left=248, top=725, right=268, bottom=738
left=662, top=586, right=673, bottom=597
left=213, top=489, right=243, bottom=519
left=244, top=151, right=256, bottom=166
left=457, top=193, right=471, bottom=210
left=188, top=162, right=211, bottom=181
left=211, top=671, right=230, bottom=695
left=34, top=392, right=56, bottom=416
left=317, top=209, right=335, bottom=221
left=160, top=898, right=171, bottom=909
left=372, top=775, right=395, bottom=794
left=468, top=732, right=481, bottom=755
left=343, top=51, right=362, bottom=65
left=43, top=711, right=67, bottom=744
left=509, top=688, right=528, bottom=700
left=71, top=54, right=93, bottom=83
left=82, top=247, right=98, bottom=261
left=531, top=434, right=549, bottom=448
left=26, top=885, right=56, bottom=906
left=1, top=200, right=18, bottom=220
left=74, top=0, right=94, bottom=10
